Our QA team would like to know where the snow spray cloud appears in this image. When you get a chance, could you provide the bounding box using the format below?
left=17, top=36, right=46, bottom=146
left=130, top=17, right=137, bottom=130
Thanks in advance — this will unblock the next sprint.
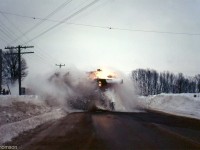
left=104, top=70, right=141, bottom=112
left=25, top=67, right=96, bottom=110
left=25, top=67, right=141, bottom=112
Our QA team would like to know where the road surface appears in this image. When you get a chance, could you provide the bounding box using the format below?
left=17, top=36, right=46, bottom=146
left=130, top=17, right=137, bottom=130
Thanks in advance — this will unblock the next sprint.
left=5, top=110, right=200, bottom=150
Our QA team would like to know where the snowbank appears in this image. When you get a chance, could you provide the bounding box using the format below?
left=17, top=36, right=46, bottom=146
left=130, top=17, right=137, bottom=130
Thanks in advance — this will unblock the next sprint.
left=139, top=93, right=200, bottom=119
left=0, top=95, right=67, bottom=144
left=0, top=108, right=65, bottom=144
left=0, top=95, right=44, bottom=106
left=0, top=95, right=51, bottom=126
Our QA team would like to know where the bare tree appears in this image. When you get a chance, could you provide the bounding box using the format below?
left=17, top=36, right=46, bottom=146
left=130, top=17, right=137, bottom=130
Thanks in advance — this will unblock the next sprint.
left=195, top=74, right=200, bottom=93
left=2, top=49, right=28, bottom=85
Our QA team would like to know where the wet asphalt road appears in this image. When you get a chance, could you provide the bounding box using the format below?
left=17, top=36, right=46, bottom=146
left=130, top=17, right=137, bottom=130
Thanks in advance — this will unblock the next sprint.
left=6, top=110, right=200, bottom=150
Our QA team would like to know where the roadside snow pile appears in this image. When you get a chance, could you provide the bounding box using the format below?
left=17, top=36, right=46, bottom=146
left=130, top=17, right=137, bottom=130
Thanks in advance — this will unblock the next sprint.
left=139, top=93, right=200, bottom=119
left=0, top=95, right=51, bottom=126
left=0, top=95, right=43, bottom=106
left=0, top=108, right=65, bottom=144
left=0, top=95, right=67, bottom=144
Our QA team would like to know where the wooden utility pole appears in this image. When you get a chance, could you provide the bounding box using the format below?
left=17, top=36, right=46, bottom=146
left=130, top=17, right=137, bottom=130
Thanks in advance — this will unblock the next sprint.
left=0, top=49, right=2, bottom=95
left=5, top=45, right=34, bottom=95
left=56, top=64, right=65, bottom=68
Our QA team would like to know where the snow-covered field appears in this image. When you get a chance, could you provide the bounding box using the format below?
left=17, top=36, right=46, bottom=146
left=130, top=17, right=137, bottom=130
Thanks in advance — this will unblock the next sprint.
left=0, top=95, right=67, bottom=144
left=139, top=93, right=200, bottom=120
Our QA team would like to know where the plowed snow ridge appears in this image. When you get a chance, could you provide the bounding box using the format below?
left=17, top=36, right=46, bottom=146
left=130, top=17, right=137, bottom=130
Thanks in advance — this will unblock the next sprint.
left=0, top=95, right=66, bottom=144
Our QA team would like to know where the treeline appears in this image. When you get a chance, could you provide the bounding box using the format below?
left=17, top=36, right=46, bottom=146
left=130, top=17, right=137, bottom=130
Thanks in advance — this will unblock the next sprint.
left=132, top=69, right=200, bottom=96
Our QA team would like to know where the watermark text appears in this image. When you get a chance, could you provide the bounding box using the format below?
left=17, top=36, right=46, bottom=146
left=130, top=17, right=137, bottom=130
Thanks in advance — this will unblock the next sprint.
left=0, top=146, right=17, bottom=149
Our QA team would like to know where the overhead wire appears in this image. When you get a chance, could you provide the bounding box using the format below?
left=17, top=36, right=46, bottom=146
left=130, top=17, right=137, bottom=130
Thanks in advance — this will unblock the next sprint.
left=3, top=0, right=199, bottom=71
left=31, top=53, right=56, bottom=68
left=30, top=0, right=91, bottom=65
left=0, top=0, right=77, bottom=65
left=0, top=25, right=15, bottom=42
left=0, top=16, right=18, bottom=37
left=1, top=13, right=22, bottom=35
left=24, top=0, right=100, bottom=44
left=0, top=21, right=58, bottom=68
left=25, top=0, right=92, bottom=65
left=0, top=6, right=65, bottom=65
left=26, top=0, right=99, bottom=65
left=110, top=27, right=200, bottom=36
left=0, top=17, right=28, bottom=45
left=0, top=23, right=15, bottom=40
left=0, top=14, right=28, bottom=45
left=1, top=0, right=200, bottom=74
left=0, top=31, right=11, bottom=44
left=0, top=14, right=31, bottom=45
left=10, top=0, right=73, bottom=45
left=5, top=0, right=193, bottom=69
left=1, top=0, right=92, bottom=63
left=0, top=13, right=27, bottom=44
left=2, top=14, right=57, bottom=61
left=34, top=46, right=60, bottom=64
left=0, top=36, right=8, bottom=44
left=1, top=9, right=200, bottom=36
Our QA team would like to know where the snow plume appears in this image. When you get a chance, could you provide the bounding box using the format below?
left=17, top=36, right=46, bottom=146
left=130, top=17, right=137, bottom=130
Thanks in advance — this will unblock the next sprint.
left=25, top=68, right=96, bottom=111
left=25, top=67, right=141, bottom=112
left=104, top=72, right=141, bottom=112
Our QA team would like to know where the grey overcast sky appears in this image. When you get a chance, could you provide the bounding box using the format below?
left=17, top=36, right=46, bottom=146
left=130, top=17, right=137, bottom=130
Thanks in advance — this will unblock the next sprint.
left=0, top=0, right=200, bottom=76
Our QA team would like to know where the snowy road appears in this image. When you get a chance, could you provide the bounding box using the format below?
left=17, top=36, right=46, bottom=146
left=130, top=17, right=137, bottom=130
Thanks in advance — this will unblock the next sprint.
left=5, top=110, right=200, bottom=150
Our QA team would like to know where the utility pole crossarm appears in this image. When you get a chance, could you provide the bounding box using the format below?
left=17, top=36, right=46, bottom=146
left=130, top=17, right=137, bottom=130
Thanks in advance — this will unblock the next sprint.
left=5, top=46, right=16, bottom=49
left=20, top=46, right=34, bottom=49
left=56, top=64, right=65, bottom=68
left=5, top=46, right=34, bottom=49
left=21, top=52, right=34, bottom=54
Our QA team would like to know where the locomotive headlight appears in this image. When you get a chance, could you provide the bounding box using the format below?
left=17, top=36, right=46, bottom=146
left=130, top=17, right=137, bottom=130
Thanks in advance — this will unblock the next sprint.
left=98, top=81, right=102, bottom=87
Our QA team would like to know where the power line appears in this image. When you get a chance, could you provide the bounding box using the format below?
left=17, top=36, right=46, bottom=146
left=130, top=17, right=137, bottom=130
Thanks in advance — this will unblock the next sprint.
left=0, top=2, right=71, bottom=65
left=0, top=0, right=87, bottom=22
left=0, top=15, right=61, bottom=70
left=27, top=1, right=92, bottom=65
left=31, top=53, right=56, bottom=68
left=27, top=1, right=90, bottom=64
left=22, top=0, right=94, bottom=64
left=0, top=25, right=15, bottom=42
left=0, top=22, right=16, bottom=40
left=34, top=48, right=60, bottom=64
left=0, top=13, right=27, bottom=44
left=23, top=50, right=55, bottom=68
left=1, top=13, right=22, bottom=35
left=0, top=19, right=27, bottom=45
left=1, top=13, right=61, bottom=65
left=24, top=0, right=100, bottom=44
left=0, top=33, right=10, bottom=44
left=1, top=9, right=200, bottom=36
left=0, top=36, right=8, bottom=44
left=10, top=0, right=73, bottom=44
left=0, top=11, right=37, bottom=20
left=0, top=14, right=27, bottom=45
left=110, top=27, right=200, bottom=36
